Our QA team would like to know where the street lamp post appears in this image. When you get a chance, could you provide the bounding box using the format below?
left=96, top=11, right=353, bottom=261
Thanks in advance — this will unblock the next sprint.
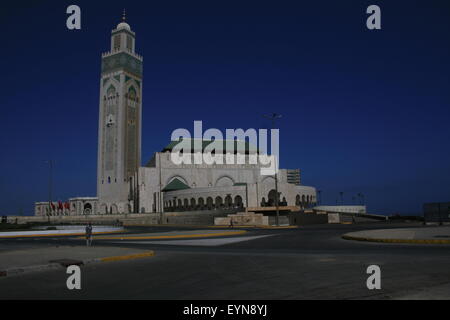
left=263, top=113, right=282, bottom=226
left=45, top=160, right=53, bottom=223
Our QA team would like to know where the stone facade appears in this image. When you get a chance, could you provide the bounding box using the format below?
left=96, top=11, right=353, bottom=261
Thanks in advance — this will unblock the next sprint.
left=135, top=151, right=316, bottom=214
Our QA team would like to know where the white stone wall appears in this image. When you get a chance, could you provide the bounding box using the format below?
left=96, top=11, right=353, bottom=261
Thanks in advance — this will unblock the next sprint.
left=136, top=153, right=317, bottom=213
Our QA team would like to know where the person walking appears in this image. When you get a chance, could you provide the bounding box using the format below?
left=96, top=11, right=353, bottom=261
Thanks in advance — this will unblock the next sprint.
left=85, top=222, right=93, bottom=247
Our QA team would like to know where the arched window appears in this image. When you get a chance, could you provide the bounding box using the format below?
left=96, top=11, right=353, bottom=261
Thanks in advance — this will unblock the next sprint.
left=206, top=197, right=214, bottom=210
left=215, top=196, right=223, bottom=208
left=126, top=35, right=132, bottom=50
left=198, top=198, right=205, bottom=210
left=234, top=195, right=243, bottom=208
left=268, top=189, right=277, bottom=206
left=83, top=203, right=92, bottom=215
left=225, top=195, right=233, bottom=208
left=107, top=85, right=116, bottom=97
left=113, top=35, right=120, bottom=50
left=128, top=86, right=137, bottom=100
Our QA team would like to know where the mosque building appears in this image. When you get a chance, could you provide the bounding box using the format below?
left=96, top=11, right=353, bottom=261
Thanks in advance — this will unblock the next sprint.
left=35, top=16, right=317, bottom=218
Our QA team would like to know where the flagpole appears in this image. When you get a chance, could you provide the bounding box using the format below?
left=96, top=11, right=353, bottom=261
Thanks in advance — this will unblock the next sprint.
left=46, top=160, right=53, bottom=223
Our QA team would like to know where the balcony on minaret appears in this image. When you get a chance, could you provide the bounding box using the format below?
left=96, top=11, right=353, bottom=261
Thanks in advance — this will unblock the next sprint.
left=101, top=49, right=142, bottom=61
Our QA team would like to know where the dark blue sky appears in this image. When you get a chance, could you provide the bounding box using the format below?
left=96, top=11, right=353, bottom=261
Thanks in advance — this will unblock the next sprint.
left=1, top=0, right=449, bottom=215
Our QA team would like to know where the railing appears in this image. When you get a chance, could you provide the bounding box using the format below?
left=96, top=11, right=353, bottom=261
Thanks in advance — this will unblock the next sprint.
left=101, top=49, right=143, bottom=61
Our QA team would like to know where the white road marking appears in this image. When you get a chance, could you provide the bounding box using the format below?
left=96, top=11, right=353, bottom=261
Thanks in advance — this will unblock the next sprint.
left=0, top=226, right=123, bottom=238
left=106, top=235, right=274, bottom=246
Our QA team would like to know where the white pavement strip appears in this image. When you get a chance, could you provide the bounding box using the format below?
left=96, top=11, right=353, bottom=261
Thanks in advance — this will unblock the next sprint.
left=0, top=226, right=123, bottom=237
left=107, top=235, right=274, bottom=246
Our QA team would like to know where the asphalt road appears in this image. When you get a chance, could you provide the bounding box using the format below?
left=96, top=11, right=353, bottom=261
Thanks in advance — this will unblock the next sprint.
left=1, top=222, right=450, bottom=299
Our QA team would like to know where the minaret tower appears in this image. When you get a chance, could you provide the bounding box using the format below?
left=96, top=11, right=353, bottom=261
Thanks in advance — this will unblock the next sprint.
left=97, top=12, right=143, bottom=213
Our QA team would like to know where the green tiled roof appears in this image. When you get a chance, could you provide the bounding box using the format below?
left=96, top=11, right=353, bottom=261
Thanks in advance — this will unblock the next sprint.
left=162, top=178, right=190, bottom=192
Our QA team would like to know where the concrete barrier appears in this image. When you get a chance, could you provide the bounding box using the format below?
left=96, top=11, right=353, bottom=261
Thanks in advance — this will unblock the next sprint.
left=215, top=212, right=269, bottom=226
left=268, top=216, right=289, bottom=226
left=289, top=212, right=328, bottom=225
left=5, top=210, right=235, bottom=227
left=328, top=213, right=341, bottom=224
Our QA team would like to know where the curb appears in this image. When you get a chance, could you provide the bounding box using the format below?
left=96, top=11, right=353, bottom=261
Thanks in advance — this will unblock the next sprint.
left=98, top=251, right=155, bottom=262
left=0, top=230, right=126, bottom=239
left=91, top=230, right=247, bottom=240
left=209, top=225, right=296, bottom=229
left=0, top=250, right=155, bottom=278
left=0, top=263, right=62, bottom=277
left=124, top=224, right=297, bottom=229
left=342, top=235, right=450, bottom=244
left=259, top=226, right=298, bottom=229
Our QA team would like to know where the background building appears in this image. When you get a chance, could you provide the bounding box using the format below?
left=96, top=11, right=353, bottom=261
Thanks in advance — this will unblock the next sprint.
left=286, top=169, right=301, bottom=186
left=424, top=202, right=450, bottom=223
